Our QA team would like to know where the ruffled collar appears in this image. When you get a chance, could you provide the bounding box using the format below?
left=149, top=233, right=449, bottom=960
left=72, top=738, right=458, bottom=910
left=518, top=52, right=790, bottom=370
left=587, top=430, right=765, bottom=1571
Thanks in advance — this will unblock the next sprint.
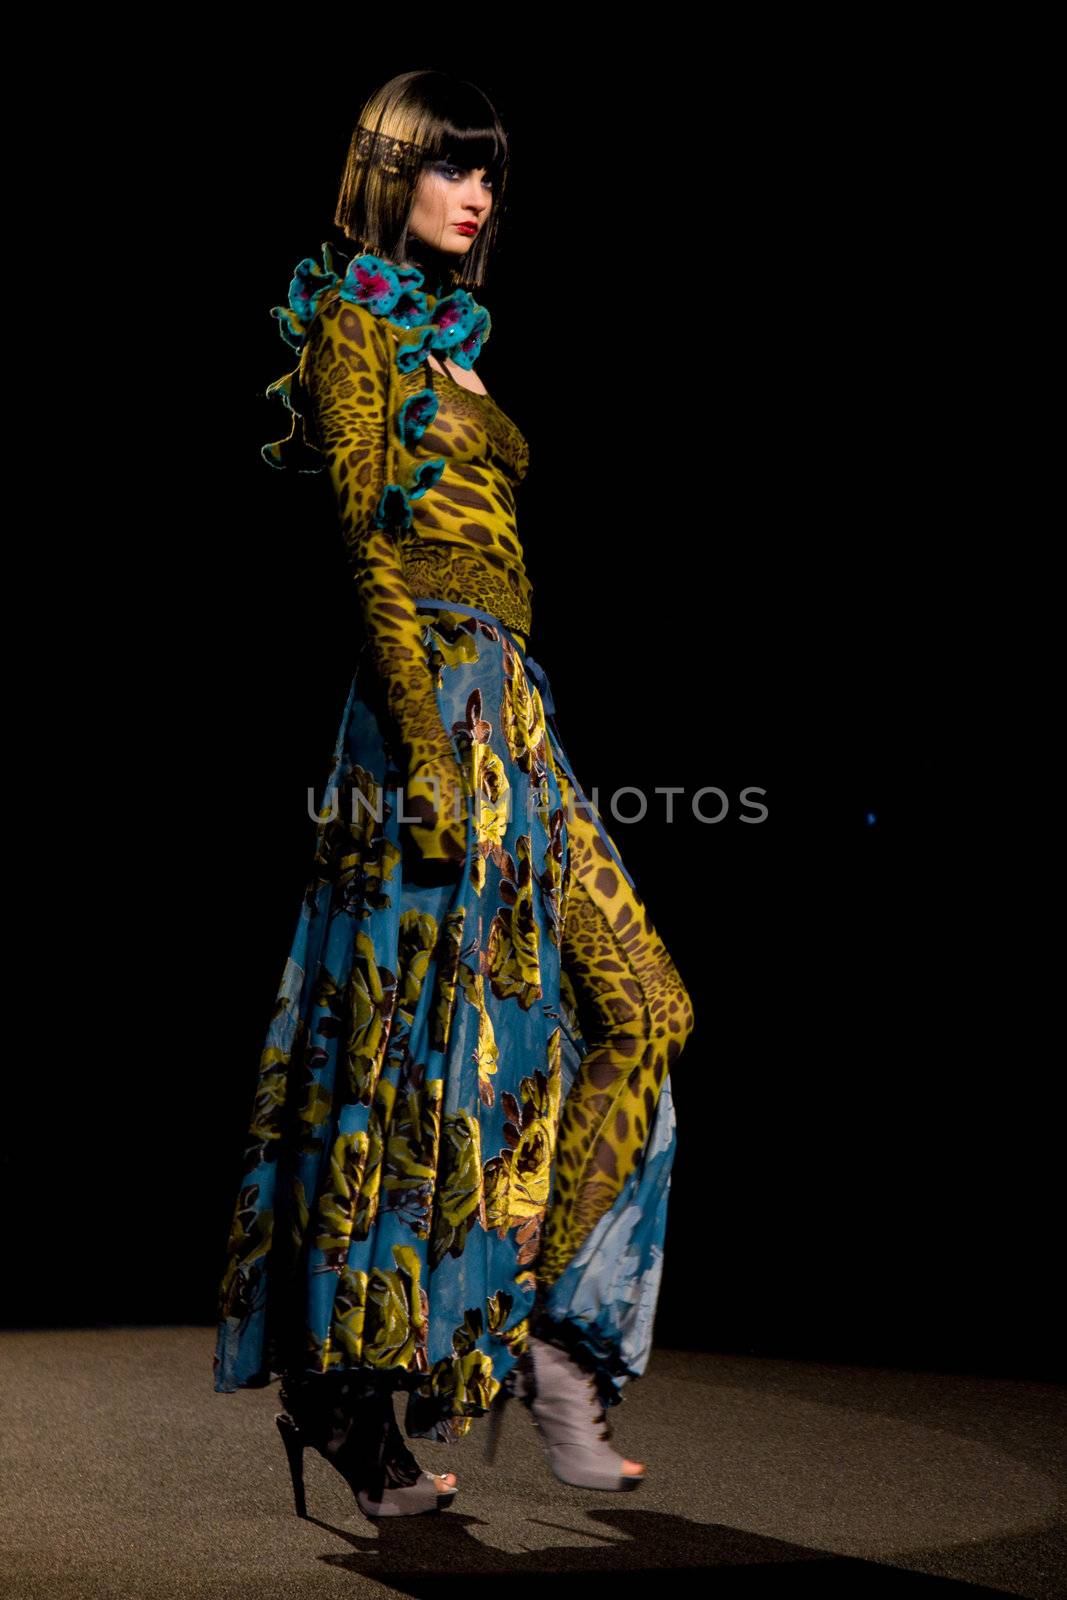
left=275, top=240, right=492, bottom=374
left=262, top=241, right=493, bottom=472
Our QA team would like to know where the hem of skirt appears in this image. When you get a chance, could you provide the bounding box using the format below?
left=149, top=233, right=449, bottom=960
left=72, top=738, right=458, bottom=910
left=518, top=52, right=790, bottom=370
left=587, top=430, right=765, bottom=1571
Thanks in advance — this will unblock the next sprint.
left=214, top=1357, right=424, bottom=1399
left=213, top=1325, right=527, bottom=1442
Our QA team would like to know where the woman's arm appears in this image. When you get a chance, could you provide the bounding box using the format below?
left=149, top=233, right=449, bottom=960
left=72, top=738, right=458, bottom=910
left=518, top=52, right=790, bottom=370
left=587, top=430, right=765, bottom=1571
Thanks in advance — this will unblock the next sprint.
left=300, top=294, right=467, bottom=864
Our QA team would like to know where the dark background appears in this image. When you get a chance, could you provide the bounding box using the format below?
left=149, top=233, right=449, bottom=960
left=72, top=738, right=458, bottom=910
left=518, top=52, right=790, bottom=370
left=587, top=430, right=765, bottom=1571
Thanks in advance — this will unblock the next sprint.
left=8, top=32, right=1053, bottom=1380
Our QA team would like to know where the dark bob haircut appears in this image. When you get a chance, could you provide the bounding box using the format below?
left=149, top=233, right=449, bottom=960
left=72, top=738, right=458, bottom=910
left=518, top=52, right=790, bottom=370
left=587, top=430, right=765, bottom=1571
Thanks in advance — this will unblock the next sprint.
left=333, top=70, right=509, bottom=292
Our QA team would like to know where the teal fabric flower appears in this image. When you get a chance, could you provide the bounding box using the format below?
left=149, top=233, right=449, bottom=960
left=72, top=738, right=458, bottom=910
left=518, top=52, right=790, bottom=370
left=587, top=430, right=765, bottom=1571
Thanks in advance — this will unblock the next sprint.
left=373, top=457, right=446, bottom=532
left=261, top=245, right=492, bottom=473
left=272, top=241, right=343, bottom=352
left=336, top=252, right=493, bottom=370
left=338, top=251, right=431, bottom=328
left=427, top=287, right=492, bottom=370
left=396, top=388, right=439, bottom=450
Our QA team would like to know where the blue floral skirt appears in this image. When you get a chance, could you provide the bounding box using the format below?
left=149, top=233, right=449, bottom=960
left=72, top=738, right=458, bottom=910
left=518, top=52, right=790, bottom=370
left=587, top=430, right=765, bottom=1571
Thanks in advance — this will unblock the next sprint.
left=213, top=598, right=679, bottom=1442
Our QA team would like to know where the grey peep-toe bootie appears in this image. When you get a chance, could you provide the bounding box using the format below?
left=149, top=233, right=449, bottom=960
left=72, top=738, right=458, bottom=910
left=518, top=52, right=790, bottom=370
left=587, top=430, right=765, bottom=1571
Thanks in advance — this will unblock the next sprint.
left=484, top=1333, right=646, bottom=1491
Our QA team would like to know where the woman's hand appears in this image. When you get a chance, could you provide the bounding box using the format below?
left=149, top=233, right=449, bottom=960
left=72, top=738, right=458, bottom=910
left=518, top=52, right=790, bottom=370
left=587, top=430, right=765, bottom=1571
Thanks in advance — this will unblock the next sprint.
left=402, top=747, right=470, bottom=866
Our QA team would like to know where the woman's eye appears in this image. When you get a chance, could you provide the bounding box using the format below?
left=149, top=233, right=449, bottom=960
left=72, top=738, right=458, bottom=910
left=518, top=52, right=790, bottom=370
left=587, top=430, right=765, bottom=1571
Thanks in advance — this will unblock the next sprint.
left=439, top=163, right=493, bottom=189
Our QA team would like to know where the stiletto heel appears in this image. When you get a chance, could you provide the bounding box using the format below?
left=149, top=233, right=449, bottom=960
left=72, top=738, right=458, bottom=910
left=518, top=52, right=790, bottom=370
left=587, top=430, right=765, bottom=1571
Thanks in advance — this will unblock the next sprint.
left=483, top=1388, right=509, bottom=1466
left=276, top=1412, right=308, bottom=1518
left=274, top=1386, right=459, bottom=1521
left=483, top=1346, right=535, bottom=1466
left=524, top=1333, right=647, bottom=1491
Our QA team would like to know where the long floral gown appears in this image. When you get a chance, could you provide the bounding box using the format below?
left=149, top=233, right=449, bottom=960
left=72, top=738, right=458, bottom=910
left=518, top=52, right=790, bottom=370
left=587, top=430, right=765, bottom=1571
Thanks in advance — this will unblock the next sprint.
left=213, top=246, right=694, bottom=1442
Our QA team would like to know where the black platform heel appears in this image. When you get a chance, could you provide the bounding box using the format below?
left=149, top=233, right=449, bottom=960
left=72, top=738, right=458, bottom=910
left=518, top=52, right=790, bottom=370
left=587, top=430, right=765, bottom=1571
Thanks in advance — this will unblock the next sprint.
left=276, top=1382, right=458, bottom=1521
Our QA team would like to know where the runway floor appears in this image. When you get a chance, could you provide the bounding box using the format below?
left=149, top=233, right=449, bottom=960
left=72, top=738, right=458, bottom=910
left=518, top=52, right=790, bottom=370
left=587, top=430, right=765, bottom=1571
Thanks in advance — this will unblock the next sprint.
left=1, top=1328, right=1063, bottom=1599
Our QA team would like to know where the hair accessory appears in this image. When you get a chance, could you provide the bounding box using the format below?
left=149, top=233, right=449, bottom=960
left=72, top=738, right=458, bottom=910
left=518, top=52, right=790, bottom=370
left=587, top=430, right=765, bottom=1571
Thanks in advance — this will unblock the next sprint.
left=353, top=124, right=428, bottom=172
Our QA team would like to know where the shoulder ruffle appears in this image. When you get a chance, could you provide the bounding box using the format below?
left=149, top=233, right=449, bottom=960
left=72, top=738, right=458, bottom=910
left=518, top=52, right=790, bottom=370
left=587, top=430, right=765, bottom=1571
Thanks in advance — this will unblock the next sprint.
left=261, top=244, right=493, bottom=485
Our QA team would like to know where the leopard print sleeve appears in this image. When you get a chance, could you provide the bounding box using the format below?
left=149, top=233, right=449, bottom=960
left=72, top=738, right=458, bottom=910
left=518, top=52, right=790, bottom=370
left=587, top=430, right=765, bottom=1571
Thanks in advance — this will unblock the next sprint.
left=299, top=291, right=457, bottom=780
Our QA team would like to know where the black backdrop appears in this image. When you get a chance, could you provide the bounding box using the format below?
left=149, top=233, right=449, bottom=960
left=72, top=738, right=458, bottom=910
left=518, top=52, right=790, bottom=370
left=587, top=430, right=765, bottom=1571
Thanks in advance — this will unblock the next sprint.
left=8, top=31, right=1054, bottom=1382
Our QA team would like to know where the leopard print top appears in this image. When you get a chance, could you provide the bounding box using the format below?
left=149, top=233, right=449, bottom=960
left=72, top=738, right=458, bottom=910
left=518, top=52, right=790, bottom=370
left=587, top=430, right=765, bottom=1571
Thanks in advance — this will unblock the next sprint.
left=396, top=363, right=532, bottom=648
left=263, top=249, right=533, bottom=787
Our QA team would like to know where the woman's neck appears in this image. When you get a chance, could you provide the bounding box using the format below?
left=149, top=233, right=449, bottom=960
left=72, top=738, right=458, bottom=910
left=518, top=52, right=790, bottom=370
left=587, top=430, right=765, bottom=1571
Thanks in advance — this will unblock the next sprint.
left=402, top=238, right=460, bottom=300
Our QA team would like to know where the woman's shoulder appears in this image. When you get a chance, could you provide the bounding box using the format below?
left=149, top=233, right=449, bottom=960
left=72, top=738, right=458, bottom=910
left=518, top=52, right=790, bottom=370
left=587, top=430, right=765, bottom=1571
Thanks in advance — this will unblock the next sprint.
left=260, top=243, right=494, bottom=469
left=300, top=284, right=382, bottom=350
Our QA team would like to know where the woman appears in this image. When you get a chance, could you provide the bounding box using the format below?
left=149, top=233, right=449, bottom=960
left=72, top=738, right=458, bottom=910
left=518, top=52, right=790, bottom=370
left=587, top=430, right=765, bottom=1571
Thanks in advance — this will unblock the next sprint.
left=214, top=69, right=694, bottom=1521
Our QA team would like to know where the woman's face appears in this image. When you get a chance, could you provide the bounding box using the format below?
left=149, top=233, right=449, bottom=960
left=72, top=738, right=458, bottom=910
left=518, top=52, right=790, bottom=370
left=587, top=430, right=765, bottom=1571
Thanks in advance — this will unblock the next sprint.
left=409, top=160, right=494, bottom=256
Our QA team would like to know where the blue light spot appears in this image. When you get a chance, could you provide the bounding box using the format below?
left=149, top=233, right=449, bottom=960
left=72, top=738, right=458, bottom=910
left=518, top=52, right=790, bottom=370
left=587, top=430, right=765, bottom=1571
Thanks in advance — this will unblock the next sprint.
left=866, top=811, right=877, bottom=826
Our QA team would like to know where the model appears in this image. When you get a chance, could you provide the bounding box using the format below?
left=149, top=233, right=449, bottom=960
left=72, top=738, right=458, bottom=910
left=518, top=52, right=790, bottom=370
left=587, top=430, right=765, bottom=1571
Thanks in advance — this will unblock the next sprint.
left=213, top=69, right=695, bottom=1521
